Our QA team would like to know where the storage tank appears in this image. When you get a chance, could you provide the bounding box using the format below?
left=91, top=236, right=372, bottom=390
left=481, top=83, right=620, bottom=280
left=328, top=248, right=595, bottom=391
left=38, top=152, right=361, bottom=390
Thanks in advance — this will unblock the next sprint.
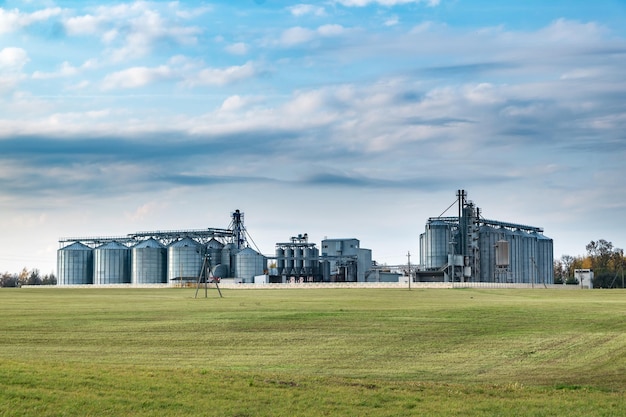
left=276, top=247, right=285, bottom=273
left=221, top=243, right=236, bottom=278
left=303, top=247, right=317, bottom=275
left=168, top=237, right=204, bottom=283
left=294, top=247, right=304, bottom=274
left=478, top=225, right=498, bottom=282
left=132, top=238, right=166, bottom=284
left=234, top=247, right=266, bottom=281
left=284, top=247, right=294, bottom=274
left=206, top=238, right=224, bottom=268
left=534, top=232, right=554, bottom=284
left=423, top=220, right=451, bottom=270
left=57, top=242, right=93, bottom=285
left=94, top=241, right=131, bottom=285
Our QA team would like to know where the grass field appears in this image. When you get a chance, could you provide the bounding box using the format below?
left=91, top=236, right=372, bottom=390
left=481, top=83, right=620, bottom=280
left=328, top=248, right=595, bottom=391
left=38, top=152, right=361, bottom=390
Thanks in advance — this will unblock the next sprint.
left=0, top=287, right=624, bottom=416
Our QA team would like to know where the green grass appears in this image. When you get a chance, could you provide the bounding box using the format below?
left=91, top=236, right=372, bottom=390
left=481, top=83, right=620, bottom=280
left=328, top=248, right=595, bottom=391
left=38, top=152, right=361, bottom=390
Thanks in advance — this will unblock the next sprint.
left=0, top=287, right=624, bottom=416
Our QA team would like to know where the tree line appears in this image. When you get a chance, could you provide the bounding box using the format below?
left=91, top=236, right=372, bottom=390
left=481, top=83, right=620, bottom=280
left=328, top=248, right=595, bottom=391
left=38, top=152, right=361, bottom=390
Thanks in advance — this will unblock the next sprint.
left=554, top=239, right=625, bottom=288
left=0, top=268, right=57, bottom=287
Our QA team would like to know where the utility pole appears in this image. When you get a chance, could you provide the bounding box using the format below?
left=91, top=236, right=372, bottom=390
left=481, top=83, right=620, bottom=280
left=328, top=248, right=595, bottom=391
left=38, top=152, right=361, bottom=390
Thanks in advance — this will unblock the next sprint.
left=407, top=251, right=411, bottom=291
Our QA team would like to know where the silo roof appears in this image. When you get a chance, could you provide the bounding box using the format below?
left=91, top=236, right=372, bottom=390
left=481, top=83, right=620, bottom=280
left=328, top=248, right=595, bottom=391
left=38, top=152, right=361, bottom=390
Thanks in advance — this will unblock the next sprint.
left=60, top=242, right=92, bottom=250
left=96, top=241, right=129, bottom=250
left=169, top=237, right=201, bottom=248
left=133, top=238, right=165, bottom=249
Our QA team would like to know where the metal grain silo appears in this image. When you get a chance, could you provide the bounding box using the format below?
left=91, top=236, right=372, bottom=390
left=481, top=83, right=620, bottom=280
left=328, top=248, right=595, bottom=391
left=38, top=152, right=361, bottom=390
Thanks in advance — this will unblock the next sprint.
left=132, top=238, right=166, bottom=284
left=304, top=247, right=318, bottom=275
left=234, top=247, right=266, bottom=281
left=533, top=232, right=554, bottom=285
left=221, top=243, right=236, bottom=278
left=276, top=248, right=285, bottom=273
left=57, top=242, right=93, bottom=285
left=206, top=238, right=224, bottom=268
left=168, top=237, right=204, bottom=283
left=94, top=241, right=131, bottom=285
left=295, top=247, right=304, bottom=274
left=478, top=225, right=498, bottom=282
left=284, top=247, right=294, bottom=274
left=424, top=220, right=451, bottom=270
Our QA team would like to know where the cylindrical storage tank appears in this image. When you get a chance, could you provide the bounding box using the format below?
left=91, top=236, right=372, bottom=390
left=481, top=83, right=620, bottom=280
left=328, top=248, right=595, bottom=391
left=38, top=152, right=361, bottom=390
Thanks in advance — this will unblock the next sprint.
left=57, top=242, right=93, bottom=285
left=285, top=247, right=294, bottom=273
left=206, top=238, right=224, bottom=268
left=275, top=248, right=285, bottom=273
left=221, top=243, right=236, bottom=278
left=234, top=247, right=266, bottom=282
left=94, top=241, right=131, bottom=285
left=511, top=229, right=524, bottom=283
left=303, top=247, right=314, bottom=274
left=168, top=237, right=204, bottom=283
left=424, top=220, right=451, bottom=269
left=478, top=225, right=497, bottom=282
left=534, top=232, right=554, bottom=284
left=295, top=247, right=304, bottom=273
left=132, top=238, right=166, bottom=284
left=524, top=231, right=537, bottom=284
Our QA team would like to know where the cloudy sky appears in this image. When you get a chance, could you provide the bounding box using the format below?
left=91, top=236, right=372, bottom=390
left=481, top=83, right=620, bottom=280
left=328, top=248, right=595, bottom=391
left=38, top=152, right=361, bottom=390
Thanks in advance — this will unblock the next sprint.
left=1, top=0, right=625, bottom=275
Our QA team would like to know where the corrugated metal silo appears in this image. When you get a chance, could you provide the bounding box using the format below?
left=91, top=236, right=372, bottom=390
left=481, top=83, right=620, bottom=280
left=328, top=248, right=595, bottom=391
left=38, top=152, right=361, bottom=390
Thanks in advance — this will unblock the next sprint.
left=57, top=242, right=93, bottom=285
left=168, top=237, right=204, bottom=283
left=94, top=241, right=131, bottom=285
left=424, top=220, right=451, bottom=269
left=206, top=238, right=224, bottom=268
left=304, top=247, right=317, bottom=274
left=478, top=225, right=497, bottom=282
left=276, top=248, right=285, bottom=273
left=132, top=238, right=166, bottom=284
left=285, top=247, right=294, bottom=274
left=234, top=247, right=266, bottom=281
left=534, top=232, right=554, bottom=284
left=295, top=247, right=304, bottom=274
left=221, top=243, right=236, bottom=278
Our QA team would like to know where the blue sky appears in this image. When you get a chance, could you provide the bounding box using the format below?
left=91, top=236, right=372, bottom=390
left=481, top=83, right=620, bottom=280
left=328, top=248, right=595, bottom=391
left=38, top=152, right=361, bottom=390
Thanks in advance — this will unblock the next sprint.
left=1, top=0, right=625, bottom=274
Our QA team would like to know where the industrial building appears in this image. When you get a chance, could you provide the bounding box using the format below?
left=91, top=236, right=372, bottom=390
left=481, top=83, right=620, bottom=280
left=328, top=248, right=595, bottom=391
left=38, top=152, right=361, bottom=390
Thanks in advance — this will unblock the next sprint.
left=58, top=190, right=554, bottom=286
left=418, top=190, right=553, bottom=284
left=57, top=210, right=267, bottom=286
left=272, top=235, right=373, bottom=283
left=57, top=211, right=376, bottom=286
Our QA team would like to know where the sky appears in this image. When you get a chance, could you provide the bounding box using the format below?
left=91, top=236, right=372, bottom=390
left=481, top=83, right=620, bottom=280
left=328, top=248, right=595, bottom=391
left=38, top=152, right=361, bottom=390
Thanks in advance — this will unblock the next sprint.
left=1, top=0, right=625, bottom=275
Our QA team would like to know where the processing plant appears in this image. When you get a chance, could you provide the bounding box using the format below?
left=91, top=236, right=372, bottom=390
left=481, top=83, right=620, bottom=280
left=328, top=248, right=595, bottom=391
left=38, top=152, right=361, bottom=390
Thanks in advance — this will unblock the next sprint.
left=417, top=190, right=553, bottom=284
left=57, top=210, right=375, bottom=285
left=57, top=210, right=267, bottom=286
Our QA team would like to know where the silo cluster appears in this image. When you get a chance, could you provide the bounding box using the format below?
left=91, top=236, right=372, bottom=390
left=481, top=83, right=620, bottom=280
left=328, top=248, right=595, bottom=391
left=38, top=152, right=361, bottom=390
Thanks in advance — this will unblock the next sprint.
left=57, top=236, right=266, bottom=285
left=418, top=190, right=554, bottom=284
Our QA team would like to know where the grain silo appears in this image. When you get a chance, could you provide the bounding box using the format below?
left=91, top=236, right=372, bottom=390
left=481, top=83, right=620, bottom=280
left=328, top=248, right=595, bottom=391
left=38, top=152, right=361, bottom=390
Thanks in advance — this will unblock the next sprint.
left=94, top=241, right=131, bottom=285
left=57, top=242, right=93, bottom=285
left=132, top=238, right=167, bottom=284
left=234, top=247, right=266, bottom=282
left=418, top=190, right=553, bottom=284
left=168, top=237, right=204, bottom=284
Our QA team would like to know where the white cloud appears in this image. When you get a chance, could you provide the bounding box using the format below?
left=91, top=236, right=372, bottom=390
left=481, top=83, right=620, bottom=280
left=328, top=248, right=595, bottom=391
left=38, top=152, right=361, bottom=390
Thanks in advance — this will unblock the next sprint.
left=102, top=65, right=173, bottom=90
left=63, top=3, right=202, bottom=62
left=225, top=42, right=249, bottom=55
left=288, top=4, right=326, bottom=17
left=32, top=62, right=79, bottom=80
left=334, top=0, right=439, bottom=6
left=279, top=24, right=348, bottom=46
left=0, top=47, right=29, bottom=70
left=0, top=47, right=29, bottom=91
left=220, top=95, right=249, bottom=112
left=280, top=26, right=316, bottom=46
left=0, top=7, right=62, bottom=34
left=185, top=62, right=257, bottom=86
